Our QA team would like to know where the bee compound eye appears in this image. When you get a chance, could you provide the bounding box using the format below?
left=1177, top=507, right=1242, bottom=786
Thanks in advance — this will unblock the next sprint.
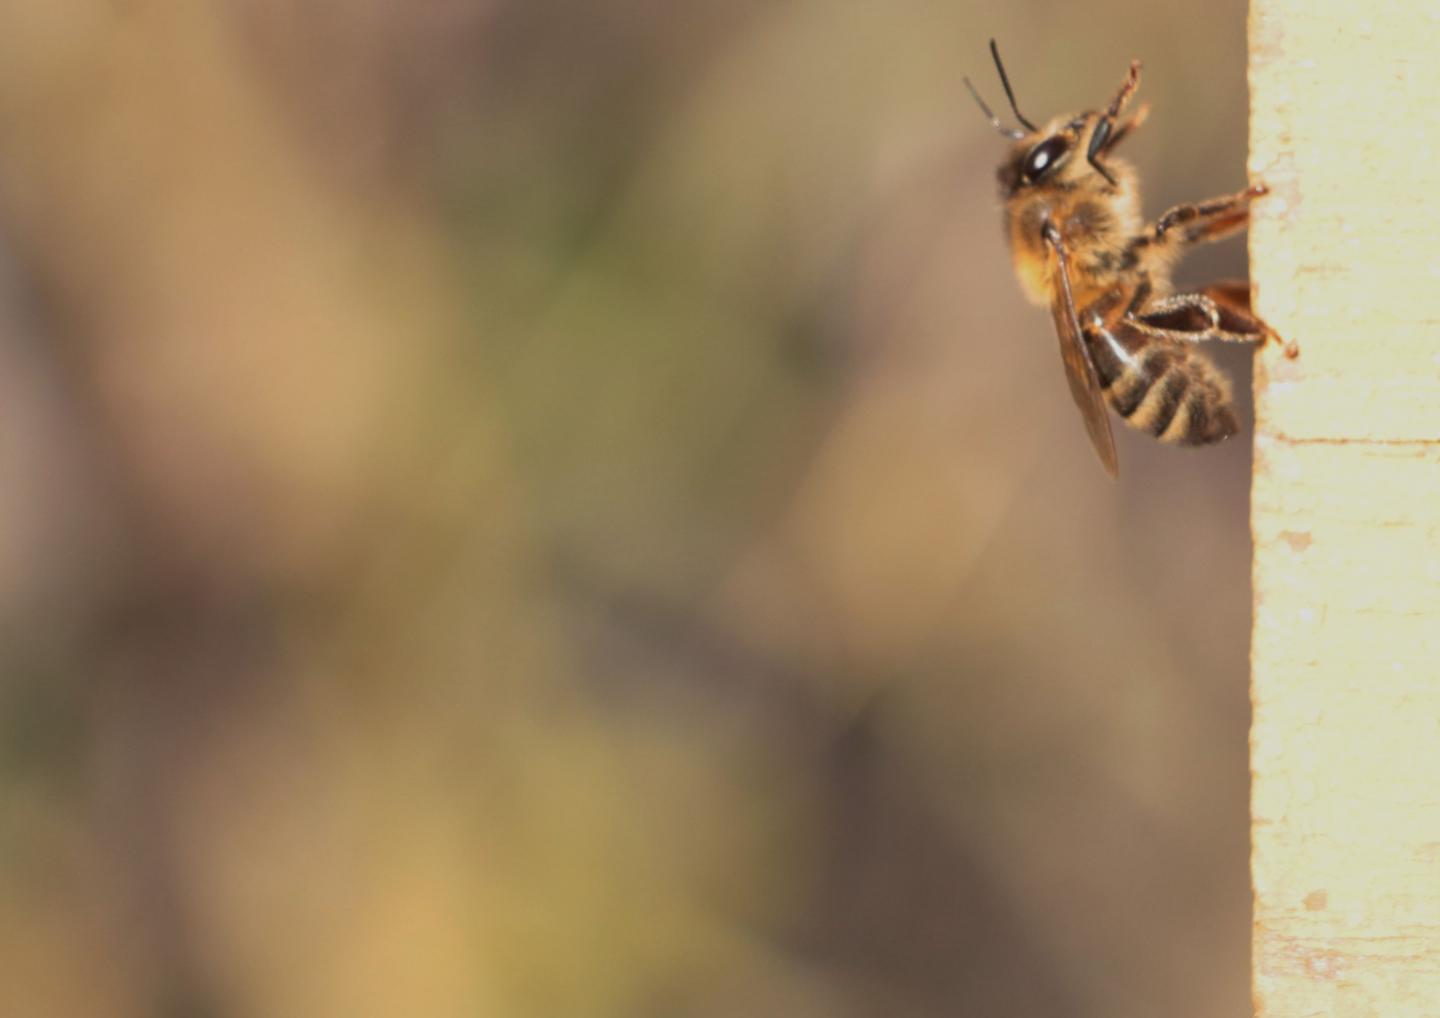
left=1023, top=136, right=1070, bottom=181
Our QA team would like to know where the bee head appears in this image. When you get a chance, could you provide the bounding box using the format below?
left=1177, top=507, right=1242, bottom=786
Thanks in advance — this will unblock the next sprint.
left=965, top=42, right=1146, bottom=197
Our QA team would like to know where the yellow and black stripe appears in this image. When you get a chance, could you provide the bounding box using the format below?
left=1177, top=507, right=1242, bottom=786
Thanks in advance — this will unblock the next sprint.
left=1085, top=323, right=1238, bottom=445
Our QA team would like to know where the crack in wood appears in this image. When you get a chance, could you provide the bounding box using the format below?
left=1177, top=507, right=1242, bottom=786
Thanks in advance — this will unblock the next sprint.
left=1264, top=433, right=1440, bottom=447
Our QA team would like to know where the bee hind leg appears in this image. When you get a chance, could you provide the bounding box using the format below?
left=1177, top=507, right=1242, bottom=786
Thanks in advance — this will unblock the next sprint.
left=1196, top=281, right=1299, bottom=358
left=1132, top=286, right=1299, bottom=358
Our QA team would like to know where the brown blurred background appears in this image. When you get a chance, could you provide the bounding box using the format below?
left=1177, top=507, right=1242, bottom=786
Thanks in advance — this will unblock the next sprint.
left=0, top=3, right=1258, bottom=1016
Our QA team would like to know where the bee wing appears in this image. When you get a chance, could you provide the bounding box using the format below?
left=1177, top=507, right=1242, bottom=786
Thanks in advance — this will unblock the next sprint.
left=1043, top=225, right=1119, bottom=479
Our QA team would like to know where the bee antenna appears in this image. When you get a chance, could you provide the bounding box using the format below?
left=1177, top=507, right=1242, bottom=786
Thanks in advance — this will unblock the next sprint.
left=989, top=39, right=1038, bottom=133
left=964, top=77, right=1025, bottom=140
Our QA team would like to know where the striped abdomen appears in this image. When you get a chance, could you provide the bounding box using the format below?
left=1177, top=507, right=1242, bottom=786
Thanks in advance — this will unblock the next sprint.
left=1084, top=321, right=1237, bottom=444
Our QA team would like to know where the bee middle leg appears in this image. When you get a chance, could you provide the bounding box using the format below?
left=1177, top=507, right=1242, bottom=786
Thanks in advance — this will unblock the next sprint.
left=1122, top=184, right=1270, bottom=267
left=1151, top=183, right=1268, bottom=247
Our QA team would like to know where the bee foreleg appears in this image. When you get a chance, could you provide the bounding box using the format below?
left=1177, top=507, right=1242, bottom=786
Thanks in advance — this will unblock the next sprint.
left=1105, top=102, right=1150, bottom=151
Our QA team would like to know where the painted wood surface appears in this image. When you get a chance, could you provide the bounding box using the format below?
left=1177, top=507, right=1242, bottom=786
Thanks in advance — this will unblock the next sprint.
left=1249, top=3, right=1440, bottom=1015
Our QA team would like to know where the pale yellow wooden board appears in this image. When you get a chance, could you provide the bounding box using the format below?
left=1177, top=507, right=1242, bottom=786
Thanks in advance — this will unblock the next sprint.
left=1250, top=3, right=1440, bottom=1015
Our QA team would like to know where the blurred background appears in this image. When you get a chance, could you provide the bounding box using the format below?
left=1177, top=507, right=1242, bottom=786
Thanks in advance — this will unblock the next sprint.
left=0, top=2, right=1259, bottom=1016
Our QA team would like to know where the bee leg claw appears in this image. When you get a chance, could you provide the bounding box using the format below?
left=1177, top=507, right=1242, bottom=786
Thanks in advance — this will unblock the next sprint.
left=1264, top=326, right=1299, bottom=359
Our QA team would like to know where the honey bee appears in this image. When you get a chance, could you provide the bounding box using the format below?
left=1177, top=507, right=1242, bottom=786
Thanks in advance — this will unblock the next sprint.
left=966, top=40, right=1295, bottom=478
